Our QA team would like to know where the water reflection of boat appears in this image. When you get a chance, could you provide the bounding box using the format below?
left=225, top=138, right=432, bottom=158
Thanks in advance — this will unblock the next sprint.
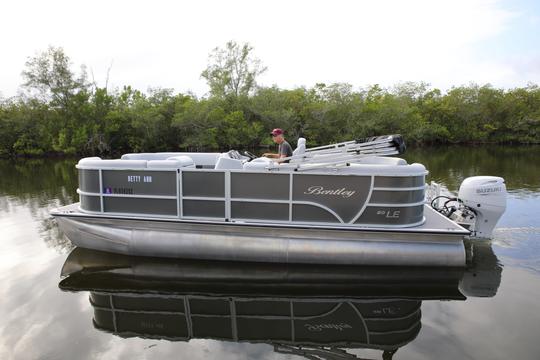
left=58, top=242, right=501, bottom=359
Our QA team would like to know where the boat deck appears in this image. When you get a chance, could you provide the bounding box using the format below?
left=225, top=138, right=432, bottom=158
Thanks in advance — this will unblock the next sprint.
left=52, top=203, right=469, bottom=236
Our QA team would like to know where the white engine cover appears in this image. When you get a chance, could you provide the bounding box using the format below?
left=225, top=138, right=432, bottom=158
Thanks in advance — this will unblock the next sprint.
left=458, top=176, right=507, bottom=238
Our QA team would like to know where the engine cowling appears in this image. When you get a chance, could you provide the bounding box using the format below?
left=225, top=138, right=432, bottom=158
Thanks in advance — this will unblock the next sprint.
left=458, top=176, right=507, bottom=238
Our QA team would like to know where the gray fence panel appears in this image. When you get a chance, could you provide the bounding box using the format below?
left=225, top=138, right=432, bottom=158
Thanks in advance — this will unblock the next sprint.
left=79, top=169, right=100, bottom=193
left=355, top=205, right=424, bottom=225
left=374, top=176, right=424, bottom=188
left=102, top=170, right=176, bottom=196
left=183, top=172, right=225, bottom=197
left=80, top=194, right=101, bottom=212
left=231, top=202, right=289, bottom=221
left=292, top=204, right=340, bottom=223
left=183, top=200, right=224, bottom=218
left=104, top=197, right=177, bottom=216
left=231, top=173, right=289, bottom=200
left=293, top=174, right=371, bottom=223
left=370, top=189, right=425, bottom=204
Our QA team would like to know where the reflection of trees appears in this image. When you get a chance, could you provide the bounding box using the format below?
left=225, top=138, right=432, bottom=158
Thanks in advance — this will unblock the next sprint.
left=0, top=158, right=78, bottom=205
left=404, top=145, right=540, bottom=192
left=0, top=158, right=78, bottom=253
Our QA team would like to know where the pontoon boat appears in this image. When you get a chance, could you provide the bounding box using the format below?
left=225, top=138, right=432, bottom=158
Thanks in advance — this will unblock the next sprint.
left=51, top=135, right=507, bottom=266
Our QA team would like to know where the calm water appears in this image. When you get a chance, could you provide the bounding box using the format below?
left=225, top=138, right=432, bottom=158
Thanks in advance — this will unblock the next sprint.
left=1, top=145, right=540, bottom=360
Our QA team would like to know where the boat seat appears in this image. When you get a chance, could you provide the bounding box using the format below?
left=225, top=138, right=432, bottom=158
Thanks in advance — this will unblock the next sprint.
left=122, top=152, right=221, bottom=168
left=293, top=137, right=306, bottom=156
left=78, top=157, right=148, bottom=169
left=215, top=156, right=244, bottom=170
left=243, top=157, right=273, bottom=170
left=121, top=152, right=184, bottom=160
left=148, top=156, right=195, bottom=169
left=355, top=156, right=407, bottom=165
left=290, top=137, right=306, bottom=164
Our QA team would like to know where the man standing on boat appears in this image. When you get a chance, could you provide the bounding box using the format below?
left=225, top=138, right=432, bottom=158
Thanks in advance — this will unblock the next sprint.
left=263, top=128, right=293, bottom=163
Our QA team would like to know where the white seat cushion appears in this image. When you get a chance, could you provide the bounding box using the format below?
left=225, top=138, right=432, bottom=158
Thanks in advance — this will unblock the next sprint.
left=148, top=157, right=195, bottom=169
left=215, top=157, right=244, bottom=170
left=166, top=155, right=195, bottom=167
left=78, top=158, right=148, bottom=169
left=243, top=157, right=272, bottom=170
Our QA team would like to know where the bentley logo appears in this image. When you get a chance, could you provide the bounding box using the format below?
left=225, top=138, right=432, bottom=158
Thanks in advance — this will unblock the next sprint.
left=304, top=186, right=356, bottom=198
left=304, top=323, right=353, bottom=332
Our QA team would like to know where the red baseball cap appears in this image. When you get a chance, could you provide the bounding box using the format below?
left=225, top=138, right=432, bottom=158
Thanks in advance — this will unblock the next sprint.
left=270, top=128, right=284, bottom=136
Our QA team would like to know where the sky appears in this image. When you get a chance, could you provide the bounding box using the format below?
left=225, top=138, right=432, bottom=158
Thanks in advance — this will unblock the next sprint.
left=1, top=0, right=539, bottom=98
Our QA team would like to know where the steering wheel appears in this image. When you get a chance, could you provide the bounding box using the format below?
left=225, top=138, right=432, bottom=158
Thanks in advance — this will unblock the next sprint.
left=243, top=150, right=257, bottom=161
left=227, top=150, right=242, bottom=160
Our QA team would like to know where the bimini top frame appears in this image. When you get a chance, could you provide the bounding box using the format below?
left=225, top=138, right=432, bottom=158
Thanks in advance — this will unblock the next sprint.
left=268, top=134, right=407, bottom=172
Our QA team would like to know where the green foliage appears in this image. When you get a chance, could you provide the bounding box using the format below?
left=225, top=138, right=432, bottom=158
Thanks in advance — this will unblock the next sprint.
left=21, top=46, right=88, bottom=108
left=201, top=41, right=267, bottom=98
left=1, top=46, right=540, bottom=158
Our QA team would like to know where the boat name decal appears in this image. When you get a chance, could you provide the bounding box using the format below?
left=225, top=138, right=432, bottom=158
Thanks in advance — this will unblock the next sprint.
left=304, top=186, right=356, bottom=198
left=127, top=175, right=153, bottom=183
left=104, top=187, right=134, bottom=194
left=304, top=323, right=353, bottom=332
left=140, top=321, right=165, bottom=330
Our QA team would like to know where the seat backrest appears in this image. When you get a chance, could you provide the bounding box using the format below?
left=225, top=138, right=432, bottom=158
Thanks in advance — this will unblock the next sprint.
left=78, top=158, right=148, bottom=169
left=293, top=138, right=306, bottom=156
left=166, top=155, right=195, bottom=167
left=146, top=155, right=195, bottom=169
left=122, top=152, right=220, bottom=168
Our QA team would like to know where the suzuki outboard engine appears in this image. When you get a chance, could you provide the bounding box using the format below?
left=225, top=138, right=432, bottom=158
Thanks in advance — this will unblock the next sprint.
left=429, top=176, right=507, bottom=239
left=457, top=176, right=507, bottom=238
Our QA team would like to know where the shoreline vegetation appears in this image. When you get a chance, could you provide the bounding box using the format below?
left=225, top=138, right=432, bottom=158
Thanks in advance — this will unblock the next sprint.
left=1, top=42, right=539, bottom=158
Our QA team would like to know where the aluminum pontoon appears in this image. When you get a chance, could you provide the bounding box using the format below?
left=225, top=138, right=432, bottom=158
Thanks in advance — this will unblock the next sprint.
left=51, top=135, right=507, bottom=266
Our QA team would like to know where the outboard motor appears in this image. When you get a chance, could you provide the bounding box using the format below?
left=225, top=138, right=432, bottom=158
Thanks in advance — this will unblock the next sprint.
left=457, top=176, right=507, bottom=238
left=429, top=176, right=507, bottom=239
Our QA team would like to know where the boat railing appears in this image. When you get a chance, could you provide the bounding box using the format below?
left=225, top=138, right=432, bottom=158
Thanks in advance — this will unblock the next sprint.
left=269, top=134, right=405, bottom=171
left=75, top=158, right=427, bottom=228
